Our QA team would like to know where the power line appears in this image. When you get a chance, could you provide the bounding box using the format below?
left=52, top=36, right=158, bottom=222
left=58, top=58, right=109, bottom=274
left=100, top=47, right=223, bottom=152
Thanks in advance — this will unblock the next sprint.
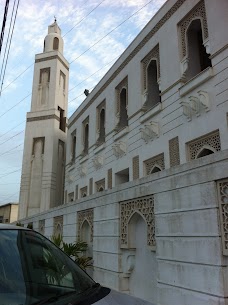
left=0, top=93, right=31, bottom=119
left=0, top=143, right=23, bottom=156
left=0, top=120, right=25, bottom=139
left=69, top=0, right=154, bottom=65
left=63, top=0, right=106, bottom=37
left=0, top=191, right=19, bottom=202
left=0, top=0, right=10, bottom=54
left=0, top=130, right=24, bottom=146
left=0, top=0, right=20, bottom=95
left=0, top=168, right=21, bottom=179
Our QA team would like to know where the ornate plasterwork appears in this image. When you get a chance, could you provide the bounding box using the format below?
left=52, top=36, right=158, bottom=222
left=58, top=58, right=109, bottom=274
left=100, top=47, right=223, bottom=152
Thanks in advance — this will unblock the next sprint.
left=179, top=0, right=208, bottom=59
left=188, top=130, right=221, bottom=160
left=144, top=153, right=164, bottom=175
left=169, top=137, right=180, bottom=167
left=181, top=91, right=210, bottom=121
left=113, top=141, right=127, bottom=158
left=217, top=179, right=228, bottom=256
left=142, top=44, right=160, bottom=92
left=120, top=195, right=155, bottom=249
left=89, top=178, right=93, bottom=195
left=80, top=186, right=88, bottom=198
left=39, top=219, right=45, bottom=235
left=78, top=164, right=87, bottom=177
left=93, top=155, right=104, bottom=170
left=77, top=208, right=94, bottom=242
left=132, top=156, right=139, bottom=180
left=140, top=121, right=159, bottom=143
left=108, top=168, right=112, bottom=189
left=53, top=216, right=63, bottom=237
left=95, top=178, right=105, bottom=192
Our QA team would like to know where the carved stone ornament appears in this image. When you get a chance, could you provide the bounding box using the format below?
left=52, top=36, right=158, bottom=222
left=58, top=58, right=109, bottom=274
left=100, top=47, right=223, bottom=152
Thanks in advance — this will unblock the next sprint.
left=120, top=195, right=155, bottom=250
left=113, top=141, right=127, bottom=158
left=140, top=121, right=159, bottom=143
left=77, top=208, right=94, bottom=242
left=66, top=172, right=74, bottom=184
left=93, top=155, right=104, bottom=170
left=78, top=164, right=87, bottom=177
left=181, top=90, right=210, bottom=121
left=217, top=179, right=228, bottom=256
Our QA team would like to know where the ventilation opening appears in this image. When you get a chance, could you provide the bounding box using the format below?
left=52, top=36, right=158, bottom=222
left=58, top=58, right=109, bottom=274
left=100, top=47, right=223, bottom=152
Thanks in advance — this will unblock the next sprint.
left=84, top=124, right=89, bottom=155
left=58, top=106, right=66, bottom=132
left=119, top=88, right=128, bottom=128
left=186, top=19, right=212, bottom=80
left=115, top=168, right=129, bottom=186
left=147, top=60, right=161, bottom=108
left=53, top=37, right=59, bottom=50
left=150, top=166, right=162, bottom=174
left=98, top=186, right=104, bottom=192
left=99, top=108, right=105, bottom=143
left=196, top=148, right=214, bottom=159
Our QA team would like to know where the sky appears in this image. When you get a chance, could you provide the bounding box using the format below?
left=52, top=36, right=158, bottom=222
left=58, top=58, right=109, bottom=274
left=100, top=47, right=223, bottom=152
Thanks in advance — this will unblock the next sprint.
left=0, top=0, right=166, bottom=205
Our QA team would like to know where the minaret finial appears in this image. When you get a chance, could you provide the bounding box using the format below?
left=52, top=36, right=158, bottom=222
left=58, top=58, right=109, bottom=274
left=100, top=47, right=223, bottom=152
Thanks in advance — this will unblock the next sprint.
left=54, top=16, right=57, bottom=22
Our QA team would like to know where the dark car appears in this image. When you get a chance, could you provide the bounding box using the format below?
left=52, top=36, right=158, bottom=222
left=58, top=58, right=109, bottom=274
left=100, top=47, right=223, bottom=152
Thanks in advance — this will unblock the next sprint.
left=0, top=224, right=154, bottom=305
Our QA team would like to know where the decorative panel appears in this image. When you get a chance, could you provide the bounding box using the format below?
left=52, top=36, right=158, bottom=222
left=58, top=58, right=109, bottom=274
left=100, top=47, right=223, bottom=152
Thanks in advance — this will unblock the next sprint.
left=120, top=195, right=155, bottom=249
left=169, top=137, right=180, bottom=167
left=95, top=178, right=105, bottom=192
left=132, top=156, right=139, bottom=180
left=39, top=219, right=45, bottom=235
left=53, top=215, right=63, bottom=237
left=108, top=168, right=112, bottom=189
left=179, top=0, right=208, bottom=58
left=142, top=44, right=160, bottom=91
left=188, top=130, right=221, bottom=160
left=144, top=153, right=165, bottom=175
left=218, top=179, right=228, bottom=256
left=77, top=208, right=94, bottom=242
left=80, top=186, right=88, bottom=198
left=89, top=178, right=93, bottom=195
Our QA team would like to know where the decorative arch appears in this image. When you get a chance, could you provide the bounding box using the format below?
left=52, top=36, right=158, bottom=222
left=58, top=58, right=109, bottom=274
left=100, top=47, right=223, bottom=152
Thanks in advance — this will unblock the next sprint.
left=53, top=37, right=59, bottom=50
left=195, top=145, right=215, bottom=159
left=77, top=209, right=94, bottom=242
left=120, top=195, right=155, bottom=250
left=150, top=165, right=162, bottom=174
left=128, top=211, right=147, bottom=248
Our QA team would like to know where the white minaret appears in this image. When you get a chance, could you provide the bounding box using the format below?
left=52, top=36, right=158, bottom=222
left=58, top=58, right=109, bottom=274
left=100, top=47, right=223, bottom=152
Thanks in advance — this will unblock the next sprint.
left=19, top=21, right=69, bottom=219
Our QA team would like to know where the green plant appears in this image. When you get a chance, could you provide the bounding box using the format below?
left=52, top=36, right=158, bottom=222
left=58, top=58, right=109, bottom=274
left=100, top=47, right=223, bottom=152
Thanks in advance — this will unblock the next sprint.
left=50, top=234, right=93, bottom=270
left=16, top=222, right=23, bottom=227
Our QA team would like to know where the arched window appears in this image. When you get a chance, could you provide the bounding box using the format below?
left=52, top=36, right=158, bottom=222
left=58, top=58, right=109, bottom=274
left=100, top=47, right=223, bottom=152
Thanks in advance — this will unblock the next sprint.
left=119, top=88, right=128, bottom=128
left=84, top=124, right=89, bottom=154
left=98, top=186, right=104, bottom=192
left=53, top=37, right=59, bottom=50
left=196, top=147, right=214, bottom=159
left=147, top=60, right=161, bottom=108
left=99, top=108, right=105, bottom=143
left=186, top=19, right=211, bottom=80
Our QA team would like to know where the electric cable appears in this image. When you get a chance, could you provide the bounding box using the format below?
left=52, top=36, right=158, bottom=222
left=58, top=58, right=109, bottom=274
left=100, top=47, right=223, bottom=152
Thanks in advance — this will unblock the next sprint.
left=0, top=130, right=24, bottom=146
left=0, top=0, right=20, bottom=95
left=0, top=0, right=10, bottom=55
left=0, top=168, right=21, bottom=179
left=0, top=120, right=25, bottom=139
left=0, top=143, right=23, bottom=156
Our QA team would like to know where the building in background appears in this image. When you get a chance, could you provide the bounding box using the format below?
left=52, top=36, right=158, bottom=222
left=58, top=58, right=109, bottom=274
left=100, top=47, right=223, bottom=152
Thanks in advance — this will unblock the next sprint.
left=0, top=203, right=18, bottom=223
left=18, top=0, right=228, bottom=304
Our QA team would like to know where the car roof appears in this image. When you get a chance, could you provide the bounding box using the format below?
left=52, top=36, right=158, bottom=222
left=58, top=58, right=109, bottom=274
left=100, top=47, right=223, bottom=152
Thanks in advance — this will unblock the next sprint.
left=0, top=223, right=28, bottom=230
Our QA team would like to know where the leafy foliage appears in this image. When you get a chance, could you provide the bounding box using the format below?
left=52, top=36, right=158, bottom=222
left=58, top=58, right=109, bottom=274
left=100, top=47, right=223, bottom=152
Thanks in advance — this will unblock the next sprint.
left=51, top=234, right=93, bottom=270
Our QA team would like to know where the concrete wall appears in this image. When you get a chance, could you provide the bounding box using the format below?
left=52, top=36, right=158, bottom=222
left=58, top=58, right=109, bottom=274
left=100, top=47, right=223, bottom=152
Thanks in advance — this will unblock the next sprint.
left=19, top=150, right=228, bottom=305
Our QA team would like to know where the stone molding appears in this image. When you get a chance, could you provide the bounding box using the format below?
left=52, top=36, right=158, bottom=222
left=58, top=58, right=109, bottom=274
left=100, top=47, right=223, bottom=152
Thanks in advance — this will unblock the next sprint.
left=27, top=114, right=60, bottom=122
left=35, top=54, right=69, bottom=71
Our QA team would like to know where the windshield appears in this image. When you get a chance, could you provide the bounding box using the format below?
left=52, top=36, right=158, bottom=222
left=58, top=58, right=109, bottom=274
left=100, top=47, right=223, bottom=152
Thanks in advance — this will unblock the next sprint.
left=0, top=228, right=95, bottom=305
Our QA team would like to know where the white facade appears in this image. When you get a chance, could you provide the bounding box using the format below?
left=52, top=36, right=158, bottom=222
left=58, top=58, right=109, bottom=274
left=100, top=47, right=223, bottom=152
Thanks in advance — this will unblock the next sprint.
left=18, top=0, right=228, bottom=304
left=19, top=21, right=69, bottom=218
